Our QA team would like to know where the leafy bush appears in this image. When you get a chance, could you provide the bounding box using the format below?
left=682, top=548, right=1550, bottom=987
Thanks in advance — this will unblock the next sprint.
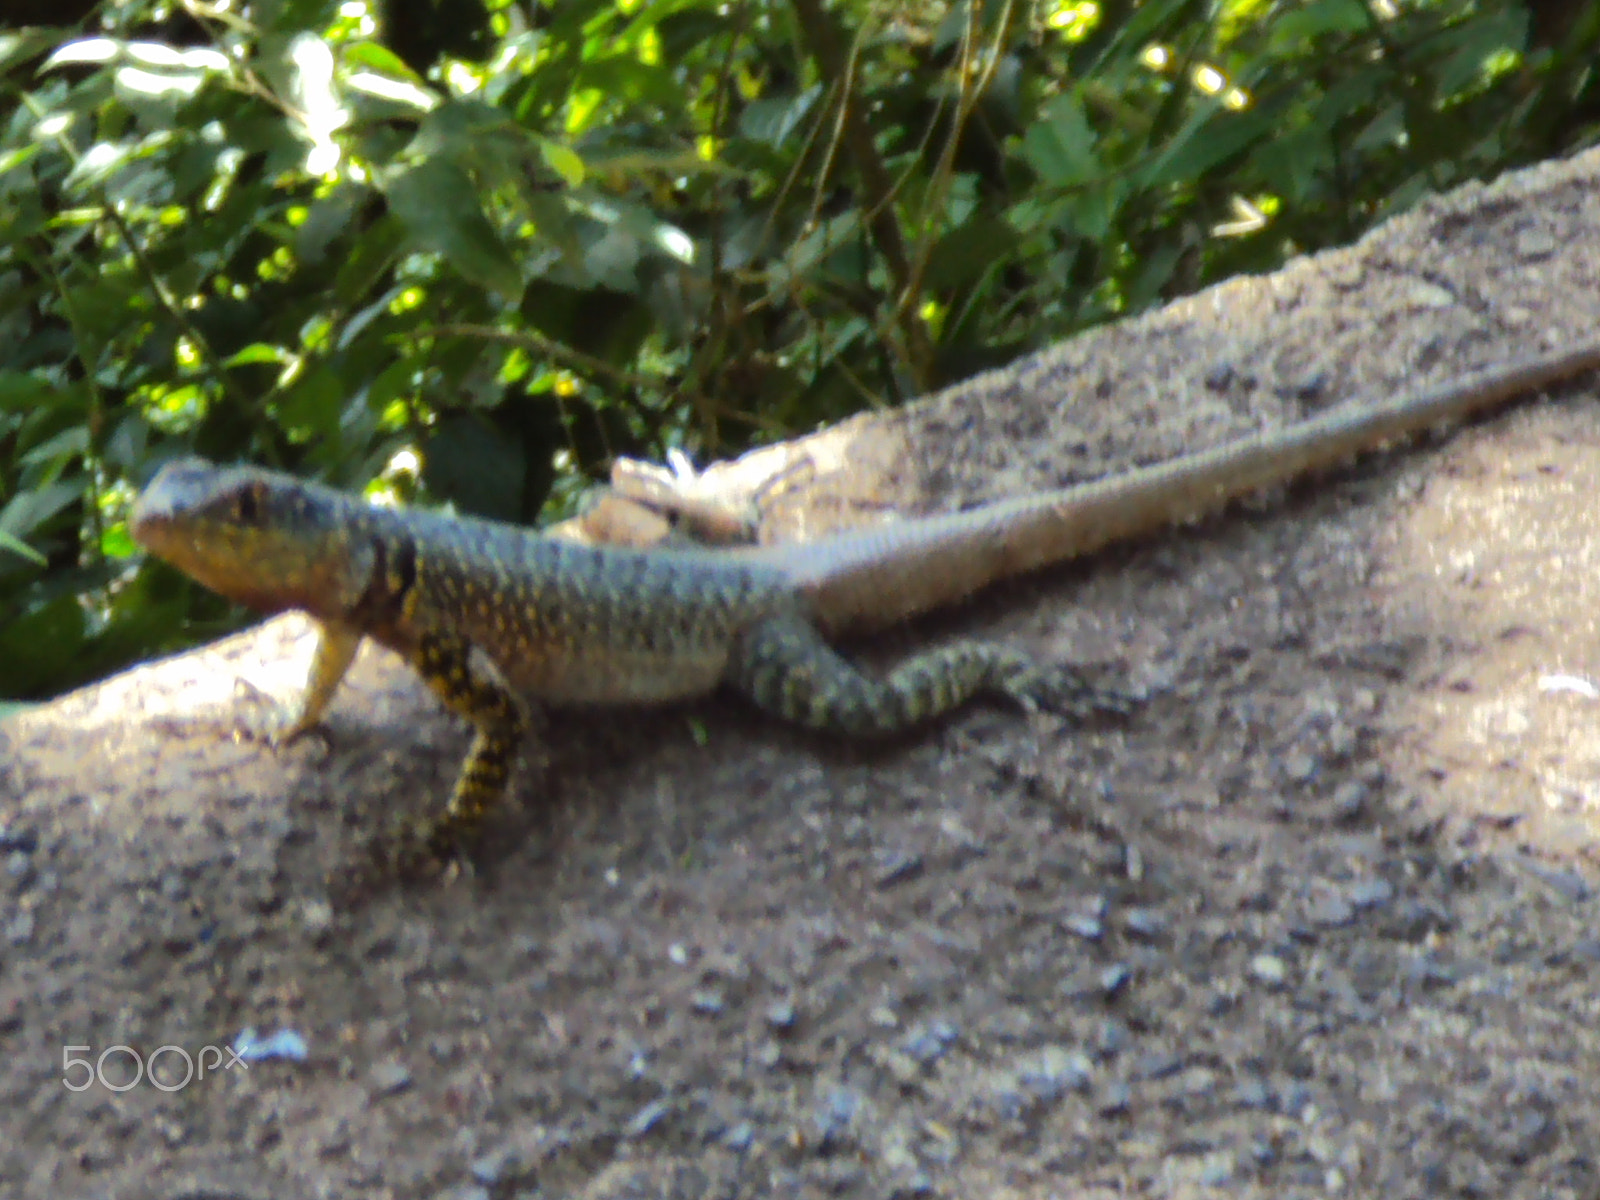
left=0, top=0, right=1593, bottom=698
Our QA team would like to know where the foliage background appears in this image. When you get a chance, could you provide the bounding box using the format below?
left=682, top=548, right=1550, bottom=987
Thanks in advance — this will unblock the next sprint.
left=0, top=0, right=1597, bottom=701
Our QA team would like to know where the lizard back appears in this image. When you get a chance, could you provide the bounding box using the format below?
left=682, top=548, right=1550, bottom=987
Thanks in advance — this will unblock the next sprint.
left=384, top=506, right=796, bottom=702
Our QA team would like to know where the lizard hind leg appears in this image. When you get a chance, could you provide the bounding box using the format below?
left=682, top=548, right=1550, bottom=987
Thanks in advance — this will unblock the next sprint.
left=393, top=631, right=525, bottom=873
left=729, top=613, right=1134, bottom=737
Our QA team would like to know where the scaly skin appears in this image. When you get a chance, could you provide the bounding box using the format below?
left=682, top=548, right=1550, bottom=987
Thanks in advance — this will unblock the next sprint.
left=130, top=462, right=1089, bottom=865
left=129, top=339, right=1600, bottom=866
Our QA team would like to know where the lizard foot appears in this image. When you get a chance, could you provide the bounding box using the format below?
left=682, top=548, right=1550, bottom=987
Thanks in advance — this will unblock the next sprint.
left=228, top=677, right=333, bottom=752
left=382, top=815, right=473, bottom=884
left=1005, top=663, right=1144, bottom=721
left=325, top=819, right=466, bottom=898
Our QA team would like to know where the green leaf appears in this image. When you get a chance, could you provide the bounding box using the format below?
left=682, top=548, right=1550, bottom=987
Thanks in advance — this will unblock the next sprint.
left=0, top=529, right=47, bottom=567
left=537, top=137, right=586, bottom=188
left=1250, top=125, right=1335, bottom=205
left=343, top=41, right=427, bottom=82
left=0, top=373, right=55, bottom=413
left=101, top=522, right=138, bottom=558
left=1270, top=0, right=1370, bottom=46
left=0, top=480, right=80, bottom=539
left=19, top=425, right=90, bottom=468
left=1139, top=107, right=1276, bottom=188
left=224, top=343, right=291, bottom=367
left=383, top=157, right=523, bottom=299
left=0, top=29, right=63, bottom=76
left=1021, top=92, right=1099, bottom=187
left=1430, top=9, right=1526, bottom=99
left=738, top=87, right=822, bottom=148
left=295, top=188, right=362, bottom=264
left=411, top=98, right=520, bottom=157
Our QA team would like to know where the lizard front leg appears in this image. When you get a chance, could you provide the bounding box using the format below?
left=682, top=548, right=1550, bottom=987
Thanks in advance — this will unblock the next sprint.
left=395, top=632, right=525, bottom=871
left=246, top=623, right=523, bottom=874
left=216, top=620, right=359, bottom=746
left=267, top=621, right=363, bottom=742
left=728, top=613, right=1133, bottom=735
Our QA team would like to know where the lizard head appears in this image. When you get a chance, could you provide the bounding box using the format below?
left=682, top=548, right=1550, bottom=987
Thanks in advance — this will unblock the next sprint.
left=130, top=457, right=380, bottom=619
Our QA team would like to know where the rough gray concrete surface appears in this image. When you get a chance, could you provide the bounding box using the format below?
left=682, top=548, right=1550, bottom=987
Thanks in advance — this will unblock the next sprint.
left=7, top=148, right=1600, bottom=1198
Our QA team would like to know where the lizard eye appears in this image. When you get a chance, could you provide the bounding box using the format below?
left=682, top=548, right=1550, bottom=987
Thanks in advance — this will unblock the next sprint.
left=233, top=485, right=261, bottom=524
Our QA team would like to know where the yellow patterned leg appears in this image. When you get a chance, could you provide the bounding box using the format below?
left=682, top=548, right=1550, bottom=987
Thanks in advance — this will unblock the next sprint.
left=395, top=632, right=524, bottom=872
left=729, top=613, right=1136, bottom=735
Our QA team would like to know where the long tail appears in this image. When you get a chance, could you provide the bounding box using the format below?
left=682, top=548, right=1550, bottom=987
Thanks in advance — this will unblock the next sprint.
left=765, top=339, right=1600, bottom=634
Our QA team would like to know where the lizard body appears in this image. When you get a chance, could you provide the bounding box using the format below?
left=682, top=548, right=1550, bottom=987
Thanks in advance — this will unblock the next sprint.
left=129, top=340, right=1600, bottom=864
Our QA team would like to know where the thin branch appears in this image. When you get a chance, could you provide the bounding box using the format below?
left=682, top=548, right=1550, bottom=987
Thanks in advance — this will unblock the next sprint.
left=420, top=323, right=662, bottom=394
left=788, top=0, right=935, bottom=386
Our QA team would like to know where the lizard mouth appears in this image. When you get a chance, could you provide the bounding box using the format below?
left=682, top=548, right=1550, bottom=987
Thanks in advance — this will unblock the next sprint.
left=129, top=458, right=325, bottom=614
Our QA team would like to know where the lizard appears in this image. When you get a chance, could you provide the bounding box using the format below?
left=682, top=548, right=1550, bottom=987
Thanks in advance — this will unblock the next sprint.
left=128, top=338, right=1600, bottom=870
